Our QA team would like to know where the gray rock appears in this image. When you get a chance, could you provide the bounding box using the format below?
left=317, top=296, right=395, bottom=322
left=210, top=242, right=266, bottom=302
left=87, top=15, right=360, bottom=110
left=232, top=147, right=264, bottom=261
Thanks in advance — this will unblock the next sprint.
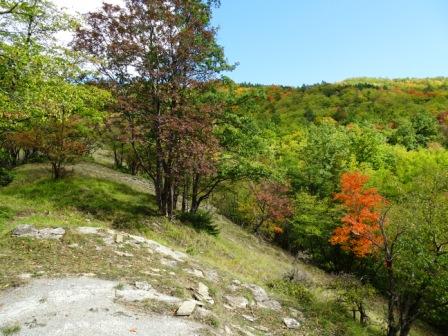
left=243, top=284, right=281, bottom=311
left=193, top=282, right=214, bottom=305
left=12, top=225, right=65, bottom=240
left=176, top=300, right=197, bottom=316
left=12, top=224, right=38, bottom=236
left=243, top=284, right=269, bottom=302
left=223, top=295, right=249, bottom=309
left=283, top=317, right=300, bottom=329
left=38, top=228, right=65, bottom=239
left=114, top=233, right=124, bottom=244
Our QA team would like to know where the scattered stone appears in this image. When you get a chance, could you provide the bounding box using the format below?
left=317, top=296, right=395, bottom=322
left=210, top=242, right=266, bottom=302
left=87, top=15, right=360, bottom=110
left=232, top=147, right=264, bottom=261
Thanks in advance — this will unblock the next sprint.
left=115, top=233, right=124, bottom=244
left=12, top=225, right=65, bottom=240
left=283, top=317, right=300, bottom=329
left=242, top=314, right=257, bottom=322
left=68, top=243, right=79, bottom=248
left=176, top=300, right=197, bottom=316
left=232, top=279, right=241, bottom=286
left=243, top=284, right=281, bottom=311
left=134, top=281, right=151, bottom=291
left=193, top=282, right=214, bottom=305
left=223, top=295, right=249, bottom=309
left=243, top=284, right=268, bottom=302
left=114, top=251, right=134, bottom=258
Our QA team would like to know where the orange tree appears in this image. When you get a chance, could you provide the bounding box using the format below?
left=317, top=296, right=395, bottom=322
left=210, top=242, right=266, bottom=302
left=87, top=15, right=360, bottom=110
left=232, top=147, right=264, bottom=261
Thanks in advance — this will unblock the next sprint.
left=330, top=171, right=386, bottom=257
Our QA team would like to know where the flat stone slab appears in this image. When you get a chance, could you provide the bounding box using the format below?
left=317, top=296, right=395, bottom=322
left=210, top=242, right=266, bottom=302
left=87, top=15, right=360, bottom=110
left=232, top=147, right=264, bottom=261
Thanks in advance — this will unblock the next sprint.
left=0, top=277, right=203, bottom=336
left=12, top=225, right=65, bottom=240
left=176, top=300, right=197, bottom=316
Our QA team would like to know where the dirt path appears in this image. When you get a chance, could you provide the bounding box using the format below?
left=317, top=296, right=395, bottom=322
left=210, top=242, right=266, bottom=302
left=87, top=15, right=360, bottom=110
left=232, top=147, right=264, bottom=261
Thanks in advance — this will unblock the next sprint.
left=0, top=277, right=204, bottom=336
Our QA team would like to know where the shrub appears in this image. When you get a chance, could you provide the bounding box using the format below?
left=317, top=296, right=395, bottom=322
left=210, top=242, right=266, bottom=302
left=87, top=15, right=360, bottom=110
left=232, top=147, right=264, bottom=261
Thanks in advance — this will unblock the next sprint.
left=267, top=279, right=313, bottom=306
left=178, top=210, right=219, bottom=236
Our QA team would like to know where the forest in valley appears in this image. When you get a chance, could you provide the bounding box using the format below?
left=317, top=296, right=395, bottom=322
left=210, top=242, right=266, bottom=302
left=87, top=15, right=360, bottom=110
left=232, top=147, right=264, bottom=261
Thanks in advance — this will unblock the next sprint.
left=0, top=1, right=447, bottom=336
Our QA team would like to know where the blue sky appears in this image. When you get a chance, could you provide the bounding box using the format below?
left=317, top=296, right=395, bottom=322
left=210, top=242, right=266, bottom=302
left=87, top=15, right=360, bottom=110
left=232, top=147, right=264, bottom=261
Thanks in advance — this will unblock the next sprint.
left=211, top=0, right=448, bottom=86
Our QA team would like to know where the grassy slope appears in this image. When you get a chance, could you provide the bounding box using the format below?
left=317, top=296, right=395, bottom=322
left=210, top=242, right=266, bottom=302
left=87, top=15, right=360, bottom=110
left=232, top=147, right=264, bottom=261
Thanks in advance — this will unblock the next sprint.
left=0, top=162, right=440, bottom=336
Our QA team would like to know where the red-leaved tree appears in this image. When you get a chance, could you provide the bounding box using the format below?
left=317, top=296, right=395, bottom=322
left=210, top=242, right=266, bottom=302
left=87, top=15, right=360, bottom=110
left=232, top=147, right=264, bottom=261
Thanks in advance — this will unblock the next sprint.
left=250, top=181, right=293, bottom=234
left=330, top=171, right=386, bottom=257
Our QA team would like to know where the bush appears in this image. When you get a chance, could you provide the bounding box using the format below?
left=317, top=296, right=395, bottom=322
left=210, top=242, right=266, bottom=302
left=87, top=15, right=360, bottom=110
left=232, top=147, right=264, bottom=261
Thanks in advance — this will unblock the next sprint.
left=0, top=168, right=13, bottom=186
left=178, top=210, right=219, bottom=236
left=267, top=279, right=313, bottom=306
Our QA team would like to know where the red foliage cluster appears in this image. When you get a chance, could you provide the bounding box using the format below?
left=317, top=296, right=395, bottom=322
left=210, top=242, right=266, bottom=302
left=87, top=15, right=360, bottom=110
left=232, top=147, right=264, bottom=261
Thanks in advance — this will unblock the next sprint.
left=330, top=172, right=386, bottom=257
left=252, top=181, right=293, bottom=234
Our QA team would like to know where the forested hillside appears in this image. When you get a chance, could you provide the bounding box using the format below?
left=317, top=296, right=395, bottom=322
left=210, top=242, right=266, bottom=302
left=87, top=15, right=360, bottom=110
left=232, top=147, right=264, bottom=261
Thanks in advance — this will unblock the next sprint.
left=0, top=1, right=447, bottom=336
left=212, top=79, right=448, bottom=334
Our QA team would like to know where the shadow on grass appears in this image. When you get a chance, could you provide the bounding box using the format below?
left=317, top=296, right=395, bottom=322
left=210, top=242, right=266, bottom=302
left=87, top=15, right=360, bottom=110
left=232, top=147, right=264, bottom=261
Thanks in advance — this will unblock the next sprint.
left=4, top=176, right=159, bottom=229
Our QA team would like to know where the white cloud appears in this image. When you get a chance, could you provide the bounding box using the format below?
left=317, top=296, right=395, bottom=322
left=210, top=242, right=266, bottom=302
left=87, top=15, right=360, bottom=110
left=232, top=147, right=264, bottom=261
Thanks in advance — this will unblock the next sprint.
left=53, top=0, right=124, bottom=46
left=54, top=0, right=124, bottom=15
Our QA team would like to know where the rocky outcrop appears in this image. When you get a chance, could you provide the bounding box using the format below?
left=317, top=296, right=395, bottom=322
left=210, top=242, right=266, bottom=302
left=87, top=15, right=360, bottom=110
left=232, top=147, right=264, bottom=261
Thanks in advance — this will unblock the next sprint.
left=12, top=224, right=65, bottom=240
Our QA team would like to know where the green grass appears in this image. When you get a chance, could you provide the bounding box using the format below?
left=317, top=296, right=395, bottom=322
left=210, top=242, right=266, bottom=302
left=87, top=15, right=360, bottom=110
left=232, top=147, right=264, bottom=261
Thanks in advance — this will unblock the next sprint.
left=1, top=324, right=20, bottom=336
left=0, top=165, right=158, bottom=236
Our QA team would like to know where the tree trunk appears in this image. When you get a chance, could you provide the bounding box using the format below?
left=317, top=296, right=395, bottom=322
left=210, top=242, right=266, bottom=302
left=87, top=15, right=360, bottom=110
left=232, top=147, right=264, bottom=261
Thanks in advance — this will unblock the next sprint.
left=358, top=304, right=368, bottom=326
left=253, top=218, right=265, bottom=233
left=51, top=161, right=63, bottom=179
left=181, top=178, right=189, bottom=213
left=190, top=173, right=200, bottom=214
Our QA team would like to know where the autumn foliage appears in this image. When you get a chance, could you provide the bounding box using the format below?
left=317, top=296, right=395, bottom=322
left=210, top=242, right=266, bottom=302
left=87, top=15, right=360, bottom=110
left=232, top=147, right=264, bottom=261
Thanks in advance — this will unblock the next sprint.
left=250, top=181, right=293, bottom=234
left=330, top=171, right=386, bottom=257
